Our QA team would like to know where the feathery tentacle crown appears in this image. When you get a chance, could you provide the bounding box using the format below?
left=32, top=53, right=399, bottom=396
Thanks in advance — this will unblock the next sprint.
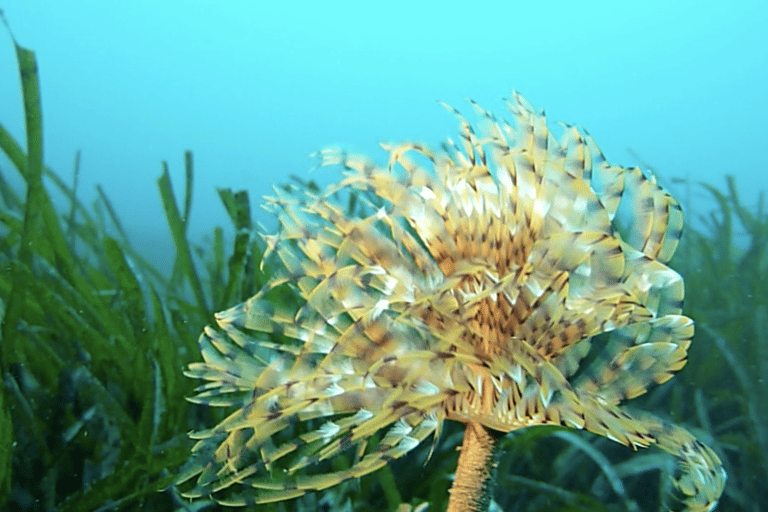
left=179, top=92, right=725, bottom=510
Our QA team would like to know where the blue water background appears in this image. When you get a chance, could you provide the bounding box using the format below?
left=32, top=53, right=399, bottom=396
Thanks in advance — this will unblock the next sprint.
left=0, top=1, right=766, bottom=267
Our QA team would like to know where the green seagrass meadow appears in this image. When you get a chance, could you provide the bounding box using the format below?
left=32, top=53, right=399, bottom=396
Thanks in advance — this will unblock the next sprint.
left=0, top=31, right=765, bottom=512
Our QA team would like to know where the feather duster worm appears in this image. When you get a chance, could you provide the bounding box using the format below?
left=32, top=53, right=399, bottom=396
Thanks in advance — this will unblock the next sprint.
left=178, top=93, right=725, bottom=511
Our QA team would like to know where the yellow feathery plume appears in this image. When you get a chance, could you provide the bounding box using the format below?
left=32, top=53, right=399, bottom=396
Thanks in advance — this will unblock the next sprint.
left=177, top=92, right=725, bottom=511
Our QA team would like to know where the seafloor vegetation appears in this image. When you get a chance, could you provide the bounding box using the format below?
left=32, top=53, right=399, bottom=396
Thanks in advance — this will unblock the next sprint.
left=0, top=36, right=765, bottom=512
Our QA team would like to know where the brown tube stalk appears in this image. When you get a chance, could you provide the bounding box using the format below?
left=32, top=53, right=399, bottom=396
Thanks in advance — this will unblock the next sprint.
left=446, top=422, right=502, bottom=512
